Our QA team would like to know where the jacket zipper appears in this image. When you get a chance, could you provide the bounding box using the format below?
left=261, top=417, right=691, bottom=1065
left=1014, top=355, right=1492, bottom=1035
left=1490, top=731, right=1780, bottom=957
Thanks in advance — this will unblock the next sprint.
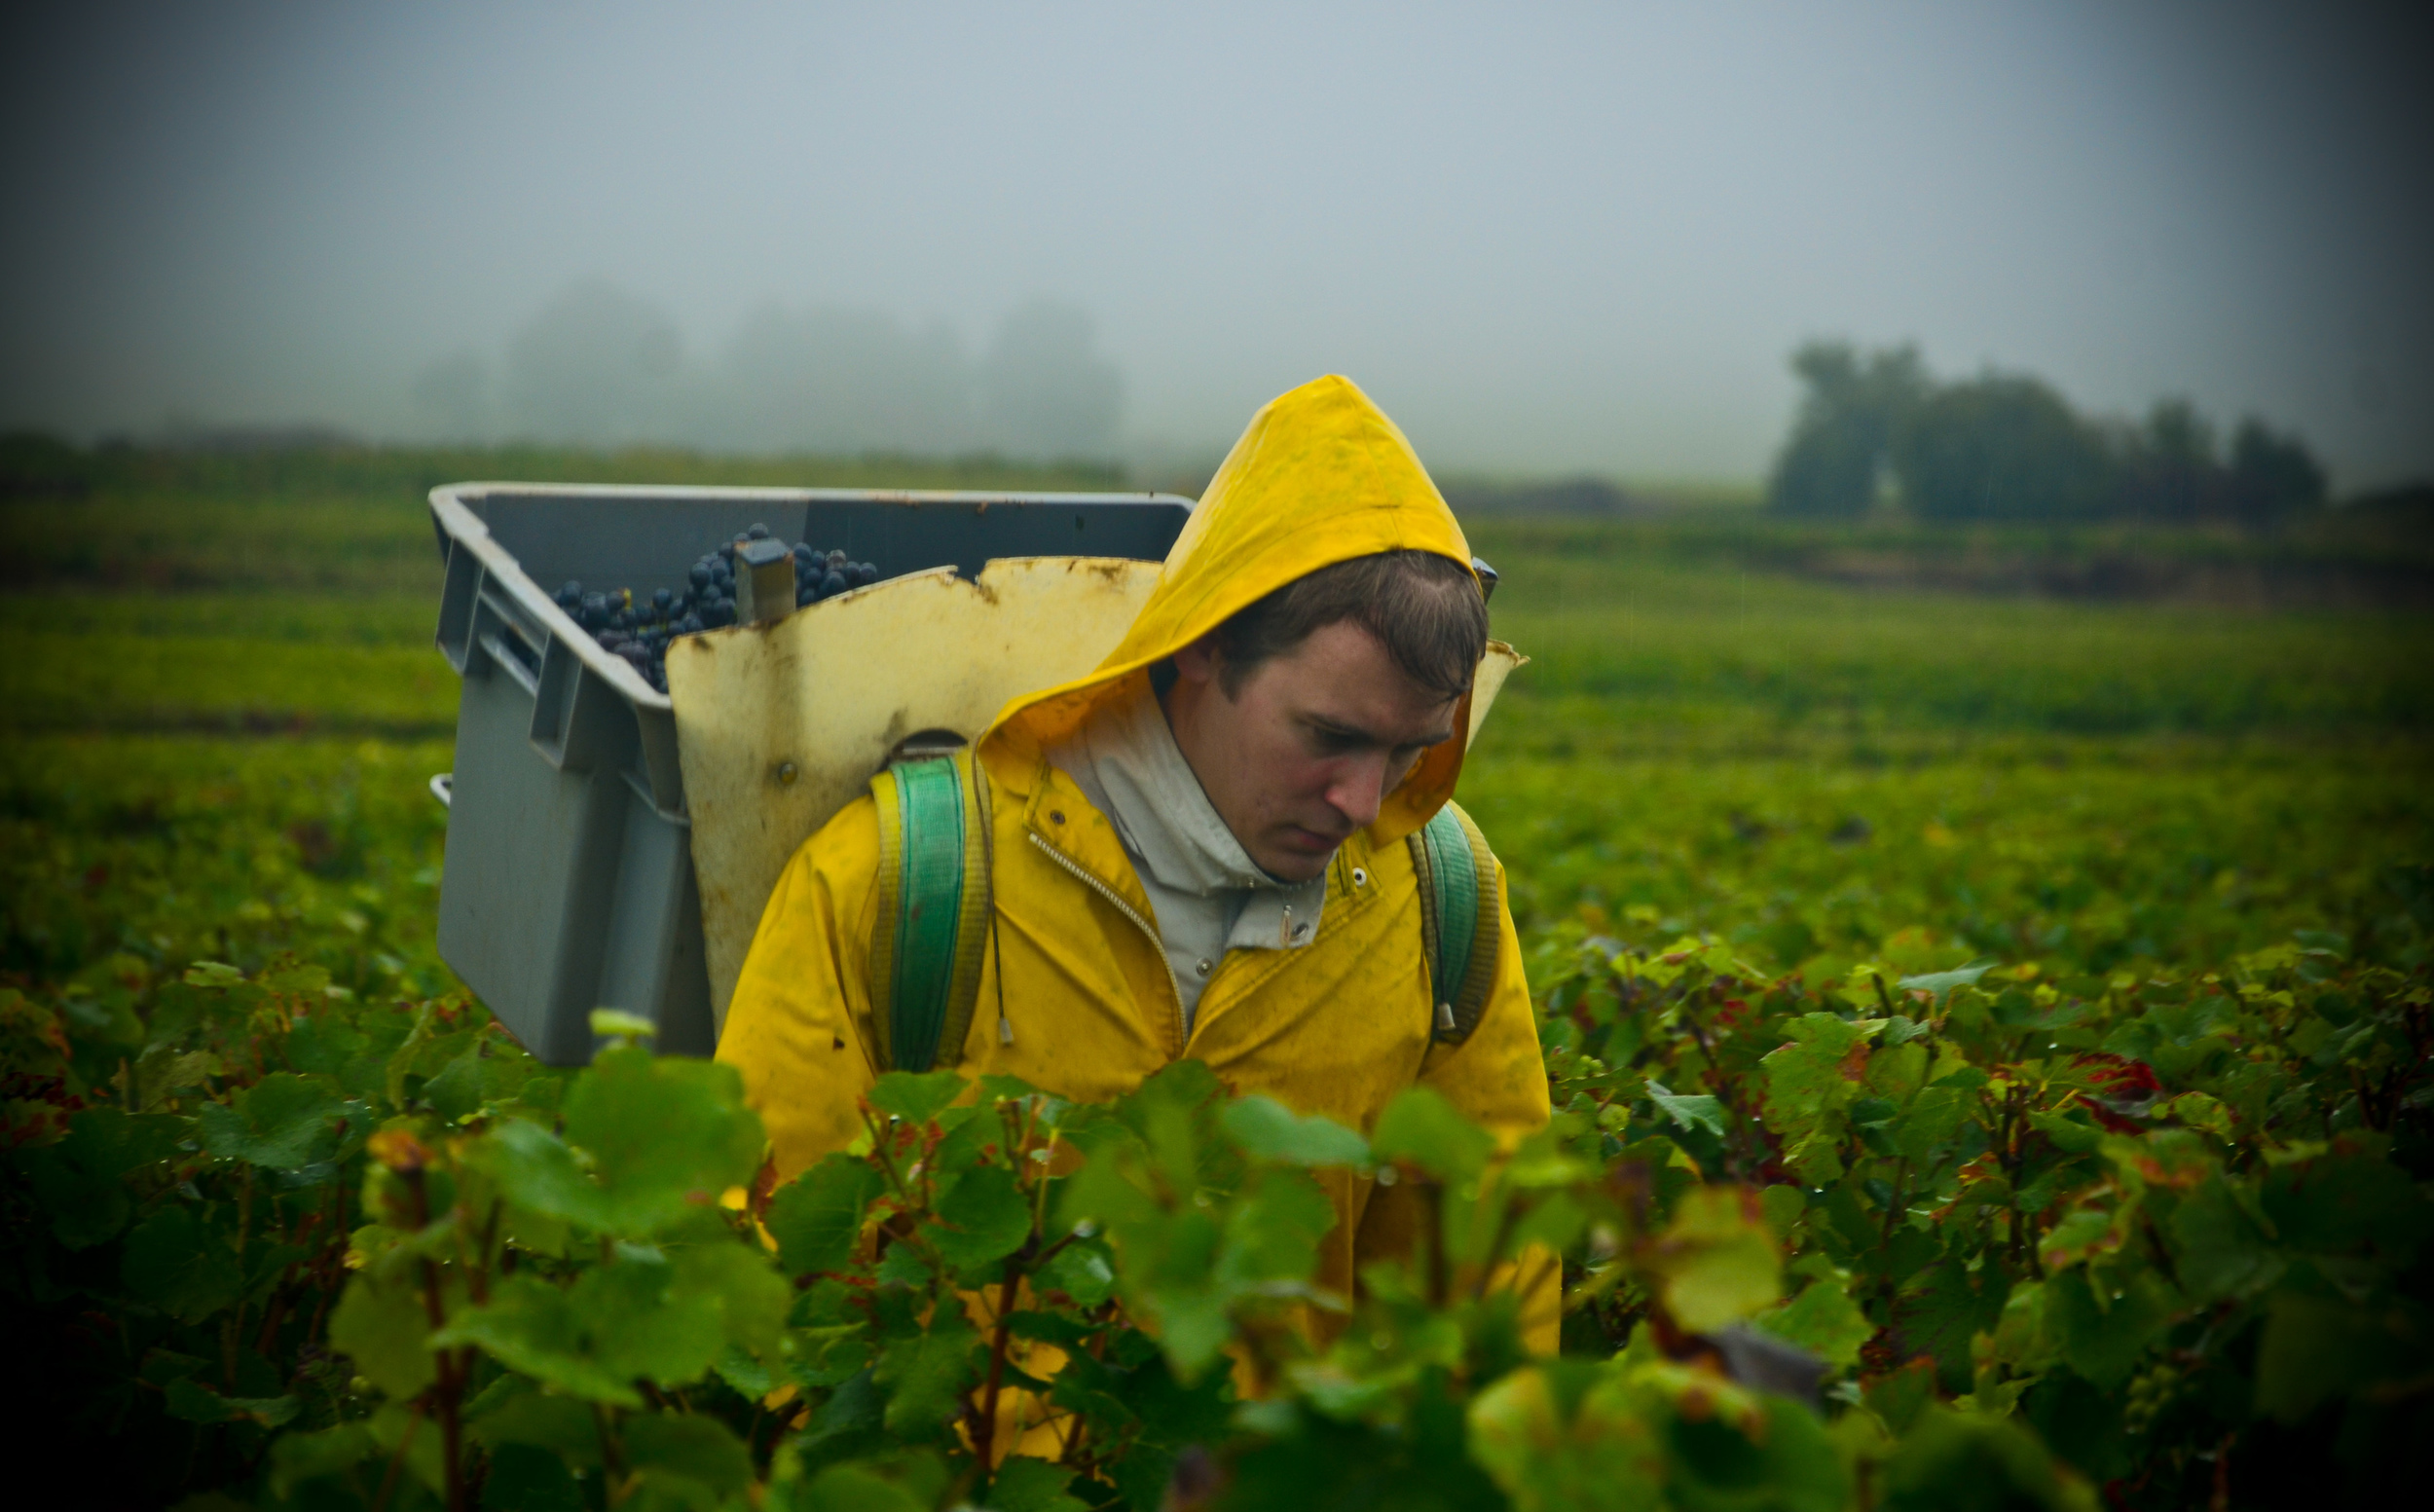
left=1027, top=830, right=1190, bottom=1055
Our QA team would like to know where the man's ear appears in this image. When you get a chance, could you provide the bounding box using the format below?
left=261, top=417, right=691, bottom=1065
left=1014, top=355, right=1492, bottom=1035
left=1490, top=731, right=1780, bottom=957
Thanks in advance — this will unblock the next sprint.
left=1171, top=634, right=1221, bottom=688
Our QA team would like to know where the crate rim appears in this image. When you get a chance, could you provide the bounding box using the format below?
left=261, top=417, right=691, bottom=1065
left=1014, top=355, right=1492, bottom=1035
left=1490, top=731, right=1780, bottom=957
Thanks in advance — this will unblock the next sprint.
left=426, top=480, right=1199, bottom=717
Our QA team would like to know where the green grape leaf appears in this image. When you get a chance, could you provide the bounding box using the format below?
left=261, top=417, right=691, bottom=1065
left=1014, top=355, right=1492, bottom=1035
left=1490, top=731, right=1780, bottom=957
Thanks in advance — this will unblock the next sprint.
left=1218, top=1169, right=1334, bottom=1289
left=268, top=1423, right=383, bottom=1500
left=1754, top=1275, right=1875, bottom=1368
left=421, top=1041, right=535, bottom=1122
left=2261, top=1145, right=2434, bottom=1259
left=122, top=1204, right=242, bottom=1322
left=1147, top=1290, right=1234, bottom=1384
left=1897, top=964, right=1993, bottom=1002
left=764, top=1153, right=885, bottom=1276
left=2025, top=1108, right=2103, bottom=1155
left=2254, top=1289, right=2421, bottom=1423
left=1643, top=1186, right=1782, bottom=1333
left=1878, top=1409, right=2090, bottom=1512
left=328, top=1272, right=437, bottom=1400
left=2168, top=1175, right=2284, bottom=1302
left=578, top=1249, right=730, bottom=1384
left=1670, top=1392, right=1849, bottom=1512
left=1371, top=1086, right=1495, bottom=1181
left=2043, top=1268, right=2179, bottom=1390
left=986, top=1456, right=1089, bottom=1512
left=931, top=1162, right=1034, bottom=1270
left=286, top=1008, right=408, bottom=1092
left=802, top=1465, right=932, bottom=1512
left=1887, top=1084, right=1973, bottom=1162
left=1035, top=1238, right=1117, bottom=1308
left=1221, top=1095, right=1370, bottom=1167
left=556, top=1046, right=764, bottom=1235
left=435, top=1273, right=645, bottom=1406
left=438, top=1246, right=748, bottom=1407
left=477, top=1047, right=762, bottom=1236
left=1758, top=1184, right=1808, bottom=1240
left=1760, top=1014, right=1879, bottom=1164
left=1899, top=1261, right=2013, bottom=1389
left=165, top=1377, right=300, bottom=1426
left=196, top=1072, right=364, bottom=1171
left=867, top=1068, right=972, bottom=1125
left=2037, top=1207, right=2121, bottom=1272
left=681, top=1241, right=793, bottom=1365
left=469, top=1385, right=605, bottom=1466
left=873, top=1313, right=980, bottom=1435
left=17, top=1107, right=184, bottom=1248
left=1467, top=1363, right=1666, bottom=1512
left=1644, top=1082, right=1728, bottom=1139
left=479, top=1444, right=584, bottom=1512
left=622, top=1414, right=753, bottom=1500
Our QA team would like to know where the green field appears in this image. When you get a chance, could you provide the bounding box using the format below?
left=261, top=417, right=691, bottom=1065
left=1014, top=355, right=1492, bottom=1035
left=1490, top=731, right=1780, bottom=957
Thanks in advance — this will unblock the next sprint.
left=5, top=450, right=2430, bottom=1509
left=4, top=460, right=2427, bottom=996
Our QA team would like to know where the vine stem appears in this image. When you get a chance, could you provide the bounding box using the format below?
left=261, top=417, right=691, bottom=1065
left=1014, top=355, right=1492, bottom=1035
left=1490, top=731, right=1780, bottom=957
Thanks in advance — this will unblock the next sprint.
left=368, top=1403, right=424, bottom=1512
left=972, top=1257, right=1025, bottom=1469
left=402, top=1164, right=467, bottom=1512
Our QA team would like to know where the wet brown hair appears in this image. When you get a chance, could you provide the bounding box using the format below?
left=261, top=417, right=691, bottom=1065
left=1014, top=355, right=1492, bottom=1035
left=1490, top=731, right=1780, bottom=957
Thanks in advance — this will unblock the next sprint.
left=1207, top=549, right=1488, bottom=701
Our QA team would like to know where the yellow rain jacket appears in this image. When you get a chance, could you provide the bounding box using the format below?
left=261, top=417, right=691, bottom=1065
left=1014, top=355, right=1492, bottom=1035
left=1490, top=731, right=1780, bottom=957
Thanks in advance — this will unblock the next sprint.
left=718, top=373, right=1555, bottom=1350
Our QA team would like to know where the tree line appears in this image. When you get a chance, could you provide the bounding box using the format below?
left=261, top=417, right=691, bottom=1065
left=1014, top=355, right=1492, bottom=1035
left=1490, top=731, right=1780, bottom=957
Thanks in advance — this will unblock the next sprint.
left=1768, top=342, right=2328, bottom=526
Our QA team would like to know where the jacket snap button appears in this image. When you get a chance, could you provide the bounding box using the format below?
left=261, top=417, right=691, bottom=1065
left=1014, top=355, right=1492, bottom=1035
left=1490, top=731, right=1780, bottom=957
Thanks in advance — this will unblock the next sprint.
left=1195, top=958, right=1213, bottom=977
left=1351, top=867, right=1368, bottom=887
left=1050, top=810, right=1065, bottom=825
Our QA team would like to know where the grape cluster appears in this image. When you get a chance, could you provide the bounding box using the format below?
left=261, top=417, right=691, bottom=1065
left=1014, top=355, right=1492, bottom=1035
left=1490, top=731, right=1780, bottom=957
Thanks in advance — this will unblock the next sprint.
left=2122, top=1361, right=2180, bottom=1434
left=548, top=523, right=879, bottom=693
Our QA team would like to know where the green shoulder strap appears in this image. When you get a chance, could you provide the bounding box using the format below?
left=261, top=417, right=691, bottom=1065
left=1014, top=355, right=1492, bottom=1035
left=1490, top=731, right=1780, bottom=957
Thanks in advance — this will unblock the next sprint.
left=867, top=747, right=993, bottom=1073
left=1407, top=800, right=1502, bottom=1046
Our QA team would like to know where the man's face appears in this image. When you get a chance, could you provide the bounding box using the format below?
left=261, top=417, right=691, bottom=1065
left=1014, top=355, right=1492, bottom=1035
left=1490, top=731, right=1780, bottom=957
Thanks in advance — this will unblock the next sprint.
left=1164, top=620, right=1461, bottom=882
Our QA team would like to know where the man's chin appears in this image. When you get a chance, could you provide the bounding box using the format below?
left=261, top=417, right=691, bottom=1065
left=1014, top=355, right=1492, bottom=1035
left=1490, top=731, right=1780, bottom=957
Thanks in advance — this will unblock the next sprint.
left=1257, top=834, right=1343, bottom=884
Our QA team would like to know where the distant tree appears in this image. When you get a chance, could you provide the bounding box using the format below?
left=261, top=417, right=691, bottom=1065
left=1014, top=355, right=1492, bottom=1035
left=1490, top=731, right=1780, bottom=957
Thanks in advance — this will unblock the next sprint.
left=1894, top=372, right=2121, bottom=522
left=2227, top=418, right=2328, bottom=526
left=1767, top=341, right=1927, bottom=518
left=501, top=280, right=686, bottom=446
left=0, top=430, right=91, bottom=500
left=2117, top=397, right=2230, bottom=522
left=705, top=303, right=977, bottom=455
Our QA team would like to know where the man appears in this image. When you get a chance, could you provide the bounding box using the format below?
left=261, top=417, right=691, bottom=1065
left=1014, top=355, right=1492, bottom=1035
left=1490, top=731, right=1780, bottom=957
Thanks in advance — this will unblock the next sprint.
left=717, top=373, right=1552, bottom=1346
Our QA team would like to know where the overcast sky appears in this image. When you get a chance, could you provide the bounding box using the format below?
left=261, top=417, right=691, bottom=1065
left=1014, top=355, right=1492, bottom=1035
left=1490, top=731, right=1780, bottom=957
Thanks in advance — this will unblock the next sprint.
left=4, top=1, right=2427, bottom=486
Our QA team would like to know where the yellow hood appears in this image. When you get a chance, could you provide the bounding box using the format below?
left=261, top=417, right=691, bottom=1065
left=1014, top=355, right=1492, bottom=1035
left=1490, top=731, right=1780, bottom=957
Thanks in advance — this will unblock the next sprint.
left=981, top=374, right=1477, bottom=845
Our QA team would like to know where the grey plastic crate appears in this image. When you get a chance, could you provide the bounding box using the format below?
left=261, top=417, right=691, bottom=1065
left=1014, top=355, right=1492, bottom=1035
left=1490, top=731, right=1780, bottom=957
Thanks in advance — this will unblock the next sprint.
left=428, top=483, right=1193, bottom=1064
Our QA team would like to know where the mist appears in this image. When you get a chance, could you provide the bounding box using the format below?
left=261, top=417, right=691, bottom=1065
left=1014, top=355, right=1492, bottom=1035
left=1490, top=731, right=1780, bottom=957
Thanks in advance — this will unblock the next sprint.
left=2, top=2, right=2427, bottom=487
left=410, top=284, right=1122, bottom=459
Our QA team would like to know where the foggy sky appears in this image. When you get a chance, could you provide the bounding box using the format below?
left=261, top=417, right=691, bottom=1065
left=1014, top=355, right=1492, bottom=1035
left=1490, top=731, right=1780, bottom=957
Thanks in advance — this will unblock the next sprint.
left=3, top=2, right=2427, bottom=487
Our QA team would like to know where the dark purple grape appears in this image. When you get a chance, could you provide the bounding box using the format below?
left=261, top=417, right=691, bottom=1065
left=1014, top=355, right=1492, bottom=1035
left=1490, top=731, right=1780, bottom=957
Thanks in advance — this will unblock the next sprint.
left=820, top=570, right=848, bottom=597
left=796, top=583, right=817, bottom=608
left=852, top=562, right=877, bottom=586
left=748, top=523, right=770, bottom=540
left=652, top=587, right=673, bottom=611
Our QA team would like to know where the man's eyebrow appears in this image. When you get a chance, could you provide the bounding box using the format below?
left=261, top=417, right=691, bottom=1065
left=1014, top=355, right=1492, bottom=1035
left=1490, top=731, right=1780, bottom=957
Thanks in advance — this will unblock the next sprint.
left=1305, top=714, right=1457, bottom=748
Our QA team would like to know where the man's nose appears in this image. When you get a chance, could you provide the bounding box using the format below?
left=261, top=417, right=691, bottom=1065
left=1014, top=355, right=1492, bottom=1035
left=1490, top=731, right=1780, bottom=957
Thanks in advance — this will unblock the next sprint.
left=1325, top=755, right=1391, bottom=830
